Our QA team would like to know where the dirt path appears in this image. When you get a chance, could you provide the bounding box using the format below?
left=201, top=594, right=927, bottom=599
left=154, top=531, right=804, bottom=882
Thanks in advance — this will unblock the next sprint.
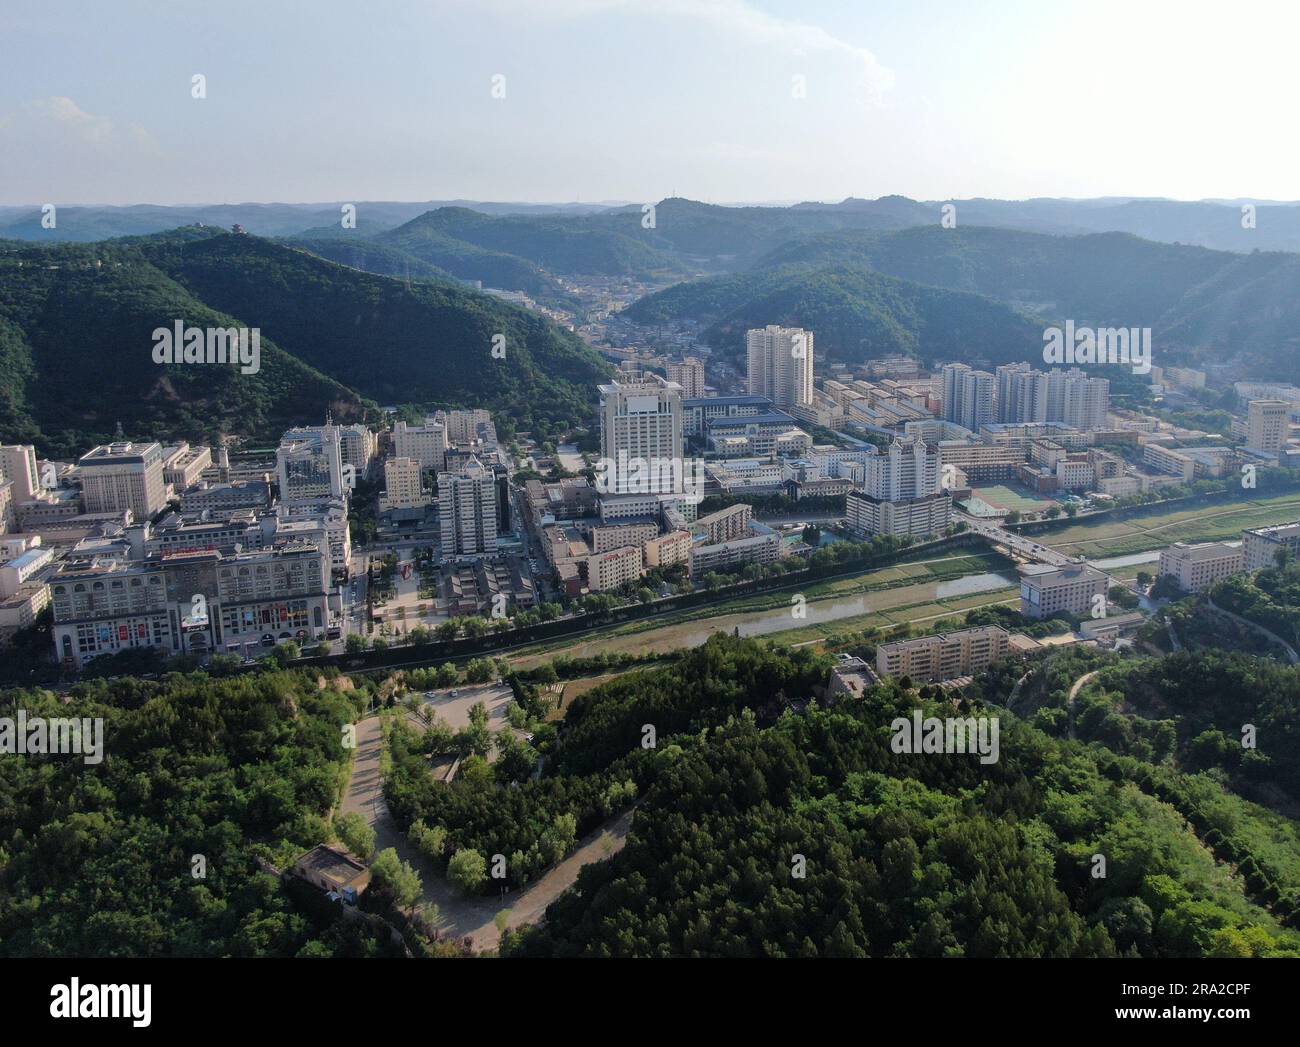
left=339, top=715, right=631, bottom=952
left=1066, top=670, right=1100, bottom=740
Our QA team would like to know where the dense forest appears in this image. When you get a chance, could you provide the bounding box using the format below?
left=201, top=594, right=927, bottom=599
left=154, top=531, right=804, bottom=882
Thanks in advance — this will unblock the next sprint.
left=0, top=228, right=610, bottom=455
left=0, top=667, right=418, bottom=957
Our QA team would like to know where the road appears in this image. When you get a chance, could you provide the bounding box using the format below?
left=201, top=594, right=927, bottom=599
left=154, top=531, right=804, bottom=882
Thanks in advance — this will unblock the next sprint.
left=340, top=713, right=632, bottom=953
left=1066, top=669, right=1100, bottom=740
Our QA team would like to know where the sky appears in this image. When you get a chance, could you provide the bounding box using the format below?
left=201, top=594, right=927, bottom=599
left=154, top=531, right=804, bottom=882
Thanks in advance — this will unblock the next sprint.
left=1, top=0, right=1296, bottom=206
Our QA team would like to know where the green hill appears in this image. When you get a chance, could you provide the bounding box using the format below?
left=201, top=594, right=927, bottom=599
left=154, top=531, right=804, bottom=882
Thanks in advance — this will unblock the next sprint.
left=0, top=229, right=613, bottom=455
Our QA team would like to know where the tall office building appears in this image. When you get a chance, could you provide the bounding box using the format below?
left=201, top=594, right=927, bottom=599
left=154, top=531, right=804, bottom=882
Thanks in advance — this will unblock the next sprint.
left=394, top=416, right=450, bottom=473
left=276, top=427, right=344, bottom=507
left=78, top=442, right=168, bottom=520
left=598, top=371, right=684, bottom=494
left=1247, top=399, right=1289, bottom=453
left=438, top=456, right=498, bottom=556
left=745, top=326, right=813, bottom=410
left=667, top=357, right=707, bottom=399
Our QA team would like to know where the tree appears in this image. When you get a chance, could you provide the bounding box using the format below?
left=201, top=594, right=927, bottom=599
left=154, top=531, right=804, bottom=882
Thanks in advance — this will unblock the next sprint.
left=345, top=634, right=368, bottom=653
left=370, top=848, right=422, bottom=913
left=334, top=811, right=376, bottom=860
left=447, top=849, right=487, bottom=894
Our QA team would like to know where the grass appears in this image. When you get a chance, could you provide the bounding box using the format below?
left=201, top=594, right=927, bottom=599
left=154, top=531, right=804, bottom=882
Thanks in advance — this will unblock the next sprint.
left=1044, top=492, right=1300, bottom=557
left=975, top=484, right=1056, bottom=513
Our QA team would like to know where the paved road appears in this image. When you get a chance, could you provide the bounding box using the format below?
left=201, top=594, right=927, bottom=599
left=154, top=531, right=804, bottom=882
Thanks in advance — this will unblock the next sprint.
left=340, top=714, right=632, bottom=952
left=1205, top=597, right=1299, bottom=664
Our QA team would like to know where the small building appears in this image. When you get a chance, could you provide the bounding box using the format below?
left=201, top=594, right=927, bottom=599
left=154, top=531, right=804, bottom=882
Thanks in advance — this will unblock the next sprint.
left=290, top=844, right=371, bottom=904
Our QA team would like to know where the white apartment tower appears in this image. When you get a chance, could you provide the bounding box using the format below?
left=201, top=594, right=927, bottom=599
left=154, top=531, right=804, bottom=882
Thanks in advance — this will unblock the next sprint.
left=746, top=326, right=813, bottom=410
left=438, top=456, right=498, bottom=556
left=598, top=371, right=684, bottom=494
left=942, top=364, right=995, bottom=431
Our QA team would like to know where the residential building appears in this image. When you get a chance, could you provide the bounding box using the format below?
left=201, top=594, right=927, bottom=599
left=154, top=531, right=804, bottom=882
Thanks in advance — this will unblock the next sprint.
left=644, top=529, right=692, bottom=568
left=667, top=357, right=706, bottom=399
left=1242, top=523, right=1300, bottom=571
left=587, top=545, right=643, bottom=591
left=745, top=325, right=814, bottom=410
left=438, top=457, right=498, bottom=556
left=394, top=416, right=450, bottom=473
left=689, top=527, right=784, bottom=577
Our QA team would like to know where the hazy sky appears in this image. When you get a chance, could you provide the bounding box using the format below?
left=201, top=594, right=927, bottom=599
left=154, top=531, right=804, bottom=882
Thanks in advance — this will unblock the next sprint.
left=1, top=0, right=1295, bottom=205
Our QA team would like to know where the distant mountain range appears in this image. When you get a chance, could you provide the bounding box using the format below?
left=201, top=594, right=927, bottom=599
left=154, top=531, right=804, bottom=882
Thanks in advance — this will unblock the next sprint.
left=6, top=194, right=1300, bottom=255
left=628, top=224, right=1300, bottom=381
left=0, top=228, right=611, bottom=457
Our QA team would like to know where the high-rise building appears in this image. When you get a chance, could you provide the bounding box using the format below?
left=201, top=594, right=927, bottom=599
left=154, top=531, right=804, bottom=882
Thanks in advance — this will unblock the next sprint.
left=941, top=364, right=995, bottom=431
left=394, top=416, right=450, bottom=473
left=380, top=457, right=428, bottom=511
left=846, top=437, right=950, bottom=538
left=0, top=445, right=42, bottom=503
left=438, top=456, right=498, bottom=556
left=276, top=428, right=344, bottom=507
left=1247, top=399, right=1289, bottom=453
left=860, top=437, right=941, bottom=501
left=598, top=371, right=684, bottom=494
left=745, top=326, right=813, bottom=410
left=996, top=363, right=1037, bottom=423
left=78, top=442, right=168, bottom=520
left=337, top=424, right=378, bottom=475
left=667, top=357, right=706, bottom=399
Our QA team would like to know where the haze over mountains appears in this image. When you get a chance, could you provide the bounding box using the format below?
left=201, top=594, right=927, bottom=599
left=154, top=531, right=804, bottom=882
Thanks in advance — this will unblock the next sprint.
left=7, top=191, right=1300, bottom=459
left=7, top=194, right=1300, bottom=254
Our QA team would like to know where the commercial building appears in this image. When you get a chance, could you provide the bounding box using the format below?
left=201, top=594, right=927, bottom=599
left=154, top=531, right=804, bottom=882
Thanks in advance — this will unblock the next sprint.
left=746, top=325, right=814, bottom=410
left=1157, top=541, right=1244, bottom=593
left=682, top=395, right=773, bottom=438
left=394, top=416, right=450, bottom=473
left=875, top=626, right=1010, bottom=682
left=161, top=444, right=213, bottom=491
left=50, top=540, right=330, bottom=667
left=77, top=442, right=168, bottom=519
left=598, top=371, right=684, bottom=495
left=1018, top=563, right=1109, bottom=619
left=276, top=428, right=345, bottom=507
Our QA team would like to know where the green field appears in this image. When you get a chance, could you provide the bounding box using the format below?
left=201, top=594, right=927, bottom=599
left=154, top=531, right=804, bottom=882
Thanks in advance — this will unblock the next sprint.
left=1044, top=492, right=1300, bottom=557
left=975, top=484, right=1056, bottom=513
